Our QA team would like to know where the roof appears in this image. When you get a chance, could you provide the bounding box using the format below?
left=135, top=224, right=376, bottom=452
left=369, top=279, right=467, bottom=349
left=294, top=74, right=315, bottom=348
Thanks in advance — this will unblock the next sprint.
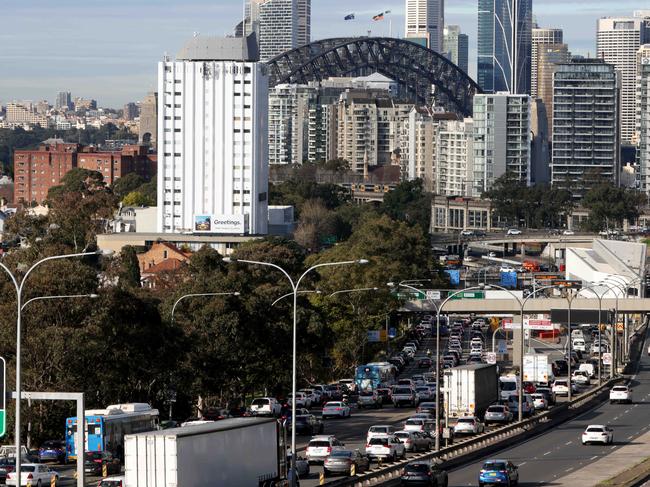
left=176, top=33, right=259, bottom=61
left=126, top=417, right=275, bottom=439
left=141, top=258, right=186, bottom=274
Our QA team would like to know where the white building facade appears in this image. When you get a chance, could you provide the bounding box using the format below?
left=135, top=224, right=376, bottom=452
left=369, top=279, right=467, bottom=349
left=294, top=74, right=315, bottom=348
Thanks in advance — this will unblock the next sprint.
left=157, top=36, right=269, bottom=235
left=637, top=46, right=650, bottom=192
left=436, top=119, right=474, bottom=196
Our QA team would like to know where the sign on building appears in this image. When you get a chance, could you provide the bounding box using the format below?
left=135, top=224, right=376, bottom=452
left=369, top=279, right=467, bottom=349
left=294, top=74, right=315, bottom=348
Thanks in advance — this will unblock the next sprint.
left=193, top=214, right=249, bottom=234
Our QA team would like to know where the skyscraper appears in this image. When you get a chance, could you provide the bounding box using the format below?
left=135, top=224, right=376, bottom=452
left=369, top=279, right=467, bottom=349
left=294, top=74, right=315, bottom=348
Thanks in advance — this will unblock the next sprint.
left=636, top=45, right=650, bottom=192
left=55, top=91, right=72, bottom=110
left=551, top=59, right=619, bottom=196
left=531, top=27, right=563, bottom=97
left=405, top=0, right=444, bottom=52
left=597, top=16, right=650, bottom=144
left=443, top=25, right=469, bottom=73
left=156, top=34, right=269, bottom=235
left=258, top=0, right=298, bottom=61
left=477, top=0, right=532, bottom=94
left=536, top=43, right=571, bottom=135
left=296, top=0, right=311, bottom=47
left=472, top=93, right=532, bottom=196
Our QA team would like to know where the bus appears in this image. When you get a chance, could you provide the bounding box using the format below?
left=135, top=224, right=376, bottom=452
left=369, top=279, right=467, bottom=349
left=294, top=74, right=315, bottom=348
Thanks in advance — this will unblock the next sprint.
left=66, top=403, right=159, bottom=462
left=355, top=363, right=396, bottom=392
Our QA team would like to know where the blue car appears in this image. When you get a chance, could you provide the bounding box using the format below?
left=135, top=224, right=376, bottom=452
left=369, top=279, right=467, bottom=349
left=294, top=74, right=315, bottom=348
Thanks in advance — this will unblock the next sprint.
left=38, top=440, right=66, bottom=463
left=478, top=459, right=519, bottom=486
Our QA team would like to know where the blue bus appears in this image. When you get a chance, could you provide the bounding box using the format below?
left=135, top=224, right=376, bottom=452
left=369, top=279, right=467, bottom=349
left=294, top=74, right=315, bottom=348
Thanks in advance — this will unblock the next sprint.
left=66, top=403, right=159, bottom=462
left=355, top=363, right=396, bottom=392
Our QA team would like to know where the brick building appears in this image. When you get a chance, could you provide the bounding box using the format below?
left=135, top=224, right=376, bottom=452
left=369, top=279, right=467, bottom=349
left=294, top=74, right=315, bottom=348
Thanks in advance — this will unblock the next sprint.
left=13, top=139, right=156, bottom=204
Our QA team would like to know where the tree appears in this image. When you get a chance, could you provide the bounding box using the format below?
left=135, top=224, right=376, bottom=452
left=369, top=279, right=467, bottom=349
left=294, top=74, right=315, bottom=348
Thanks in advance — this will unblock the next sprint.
left=293, top=199, right=335, bottom=251
left=122, top=191, right=155, bottom=207
left=111, top=173, right=146, bottom=200
left=582, top=184, right=644, bottom=231
left=47, top=168, right=105, bottom=200
left=380, top=179, right=431, bottom=233
left=119, top=246, right=141, bottom=287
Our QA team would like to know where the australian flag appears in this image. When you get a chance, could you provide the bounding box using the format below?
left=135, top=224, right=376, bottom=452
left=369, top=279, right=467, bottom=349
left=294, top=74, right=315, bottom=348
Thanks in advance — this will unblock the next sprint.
left=344, top=13, right=355, bottom=20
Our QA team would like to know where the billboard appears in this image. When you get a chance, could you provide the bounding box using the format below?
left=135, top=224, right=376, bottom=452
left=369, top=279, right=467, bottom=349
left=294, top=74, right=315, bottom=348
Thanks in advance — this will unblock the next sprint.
left=445, top=269, right=461, bottom=286
left=504, top=314, right=553, bottom=330
left=193, top=214, right=248, bottom=234
left=500, top=271, right=517, bottom=289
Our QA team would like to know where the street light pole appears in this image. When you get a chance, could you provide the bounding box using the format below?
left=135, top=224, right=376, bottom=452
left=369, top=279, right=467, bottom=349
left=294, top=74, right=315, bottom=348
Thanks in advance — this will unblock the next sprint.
left=222, top=257, right=368, bottom=487
left=272, top=290, right=320, bottom=307
left=21, top=293, right=99, bottom=311
left=171, top=292, right=241, bottom=324
left=0, top=250, right=108, bottom=478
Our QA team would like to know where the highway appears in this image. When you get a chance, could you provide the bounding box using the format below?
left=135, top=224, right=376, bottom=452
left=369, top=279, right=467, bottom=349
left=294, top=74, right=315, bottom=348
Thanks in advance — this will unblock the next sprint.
left=446, top=326, right=650, bottom=486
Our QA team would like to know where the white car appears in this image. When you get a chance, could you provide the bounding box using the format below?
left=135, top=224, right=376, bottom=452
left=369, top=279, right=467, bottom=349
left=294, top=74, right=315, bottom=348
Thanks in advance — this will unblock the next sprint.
left=552, top=380, right=570, bottom=397
left=572, top=371, right=591, bottom=386
left=98, top=477, right=125, bottom=487
left=591, top=343, right=609, bottom=355
left=453, top=416, right=485, bottom=435
left=572, top=339, right=586, bottom=352
left=365, top=435, right=406, bottom=462
left=530, top=393, right=548, bottom=410
left=321, top=401, right=351, bottom=419
left=609, top=385, right=633, bottom=404
left=403, top=417, right=434, bottom=434
left=394, top=430, right=432, bottom=452
left=582, top=425, right=613, bottom=445
left=249, top=397, right=282, bottom=416
left=563, top=229, right=575, bottom=235
left=288, top=392, right=310, bottom=409
left=367, top=425, right=397, bottom=443
left=500, top=266, right=516, bottom=273
left=506, top=228, right=523, bottom=235
left=6, top=464, right=58, bottom=486
left=305, top=435, right=344, bottom=464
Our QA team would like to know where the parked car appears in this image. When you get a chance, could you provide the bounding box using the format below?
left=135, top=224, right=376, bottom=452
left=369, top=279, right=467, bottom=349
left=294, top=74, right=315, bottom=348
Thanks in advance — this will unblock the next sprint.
left=609, top=385, right=633, bottom=404
left=358, top=390, right=383, bottom=409
left=484, top=405, right=513, bottom=425
left=322, top=401, right=351, bottom=419
left=453, top=416, right=485, bottom=435
left=294, top=414, right=324, bottom=435
left=365, top=435, right=406, bottom=462
left=84, top=451, right=121, bottom=476
left=582, top=425, right=614, bottom=445
left=38, top=440, right=66, bottom=463
left=6, top=465, right=59, bottom=487
left=249, top=397, right=282, bottom=416
left=306, top=435, right=345, bottom=464
left=478, top=459, right=519, bottom=487
left=323, top=449, right=370, bottom=476
left=394, top=430, right=432, bottom=452
left=401, top=461, right=448, bottom=486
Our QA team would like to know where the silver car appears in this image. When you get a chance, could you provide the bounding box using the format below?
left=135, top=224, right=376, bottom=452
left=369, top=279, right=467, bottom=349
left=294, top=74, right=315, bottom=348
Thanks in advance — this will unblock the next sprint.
left=484, top=405, right=513, bottom=425
left=323, top=449, right=370, bottom=475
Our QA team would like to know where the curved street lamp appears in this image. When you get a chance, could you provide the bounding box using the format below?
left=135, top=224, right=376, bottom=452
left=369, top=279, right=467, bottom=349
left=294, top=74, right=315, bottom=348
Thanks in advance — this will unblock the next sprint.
left=171, top=292, right=241, bottom=323
left=222, top=256, right=368, bottom=486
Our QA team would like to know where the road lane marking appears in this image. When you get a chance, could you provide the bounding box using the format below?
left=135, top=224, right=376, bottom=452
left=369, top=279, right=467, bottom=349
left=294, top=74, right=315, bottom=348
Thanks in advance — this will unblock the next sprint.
left=565, top=441, right=573, bottom=445
left=544, top=451, right=551, bottom=456
left=610, top=446, right=617, bottom=449
left=565, top=467, right=574, bottom=472
left=628, top=435, right=634, bottom=439
left=591, top=455, right=598, bottom=460
left=519, top=462, right=527, bottom=466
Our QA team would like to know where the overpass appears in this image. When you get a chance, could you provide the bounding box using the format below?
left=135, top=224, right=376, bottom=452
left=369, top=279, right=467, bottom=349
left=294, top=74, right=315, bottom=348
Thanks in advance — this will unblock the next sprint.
left=401, top=297, right=650, bottom=314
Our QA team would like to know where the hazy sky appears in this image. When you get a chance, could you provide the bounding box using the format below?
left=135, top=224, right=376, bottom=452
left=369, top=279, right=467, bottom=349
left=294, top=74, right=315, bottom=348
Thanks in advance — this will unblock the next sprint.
left=0, top=0, right=646, bottom=107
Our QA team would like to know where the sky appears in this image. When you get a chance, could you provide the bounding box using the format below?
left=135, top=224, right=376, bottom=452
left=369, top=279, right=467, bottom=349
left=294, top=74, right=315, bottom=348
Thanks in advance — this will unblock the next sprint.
left=0, top=0, right=647, bottom=108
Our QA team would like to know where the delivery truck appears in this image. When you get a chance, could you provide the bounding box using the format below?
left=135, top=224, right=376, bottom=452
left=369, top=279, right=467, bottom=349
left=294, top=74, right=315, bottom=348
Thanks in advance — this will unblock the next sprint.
left=444, top=364, right=499, bottom=419
left=125, top=417, right=288, bottom=487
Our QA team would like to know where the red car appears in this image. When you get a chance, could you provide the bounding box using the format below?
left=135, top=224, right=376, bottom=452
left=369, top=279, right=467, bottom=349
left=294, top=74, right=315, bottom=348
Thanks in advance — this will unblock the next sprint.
left=523, top=382, right=536, bottom=394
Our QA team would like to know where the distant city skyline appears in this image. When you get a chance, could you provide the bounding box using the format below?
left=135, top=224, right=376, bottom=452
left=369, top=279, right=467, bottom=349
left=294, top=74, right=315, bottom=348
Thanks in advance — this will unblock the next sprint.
left=0, top=0, right=646, bottom=107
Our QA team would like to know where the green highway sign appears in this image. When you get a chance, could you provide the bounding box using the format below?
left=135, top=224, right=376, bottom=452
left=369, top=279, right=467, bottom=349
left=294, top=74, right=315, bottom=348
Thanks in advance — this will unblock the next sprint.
left=0, top=357, right=4, bottom=437
left=450, top=291, right=485, bottom=300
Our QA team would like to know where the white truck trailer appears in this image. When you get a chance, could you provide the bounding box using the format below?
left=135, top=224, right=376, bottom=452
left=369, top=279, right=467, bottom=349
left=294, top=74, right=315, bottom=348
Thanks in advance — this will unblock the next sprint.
left=445, top=363, right=499, bottom=419
left=125, top=417, right=288, bottom=487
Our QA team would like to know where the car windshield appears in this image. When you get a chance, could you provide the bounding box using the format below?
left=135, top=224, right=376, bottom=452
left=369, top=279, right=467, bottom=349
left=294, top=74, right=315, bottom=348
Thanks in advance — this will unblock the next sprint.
left=612, top=387, right=628, bottom=391
left=42, top=441, right=62, bottom=448
left=85, top=452, right=103, bottom=460
left=370, top=427, right=388, bottom=433
left=406, top=419, right=423, bottom=425
left=487, top=406, right=504, bottom=412
left=395, top=432, right=410, bottom=438
left=295, top=416, right=310, bottom=424
left=416, top=387, right=429, bottom=392
left=555, top=381, right=568, bottom=386
left=457, top=418, right=474, bottom=423
left=326, top=402, right=342, bottom=407
left=360, top=391, right=374, bottom=397
left=420, top=403, right=435, bottom=408
left=586, top=427, right=605, bottom=433
left=309, top=441, right=331, bottom=448
left=484, top=462, right=507, bottom=471
left=394, top=388, right=412, bottom=394
left=20, top=466, right=36, bottom=472
left=329, top=450, right=352, bottom=458
left=501, top=382, right=516, bottom=391
left=405, top=464, right=430, bottom=473
left=251, top=399, right=269, bottom=406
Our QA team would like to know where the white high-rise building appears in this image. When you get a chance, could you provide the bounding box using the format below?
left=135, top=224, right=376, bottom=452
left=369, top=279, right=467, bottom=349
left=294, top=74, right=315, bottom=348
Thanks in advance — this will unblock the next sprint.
left=597, top=16, right=650, bottom=143
left=636, top=45, right=650, bottom=192
left=531, top=27, right=563, bottom=97
left=443, top=25, right=469, bottom=73
left=436, top=119, right=474, bottom=196
left=405, top=0, right=444, bottom=52
left=268, top=84, right=315, bottom=165
left=258, top=0, right=301, bottom=61
left=472, top=93, right=531, bottom=196
left=157, top=35, right=268, bottom=235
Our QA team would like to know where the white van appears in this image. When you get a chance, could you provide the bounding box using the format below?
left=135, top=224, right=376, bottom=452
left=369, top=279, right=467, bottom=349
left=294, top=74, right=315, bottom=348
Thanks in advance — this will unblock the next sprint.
left=572, top=339, right=586, bottom=352
left=499, top=376, right=519, bottom=401
left=579, top=363, right=595, bottom=378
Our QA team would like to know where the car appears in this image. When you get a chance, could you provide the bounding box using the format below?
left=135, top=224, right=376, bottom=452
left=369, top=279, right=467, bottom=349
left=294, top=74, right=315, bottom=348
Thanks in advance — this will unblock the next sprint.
left=552, top=379, right=570, bottom=396
left=647, top=344, right=650, bottom=356
left=401, top=460, right=449, bottom=486
left=591, top=343, right=609, bottom=355
left=506, top=228, right=522, bottom=235
left=250, top=397, right=282, bottom=416
left=367, top=425, right=397, bottom=443
left=499, top=378, right=518, bottom=401
left=418, top=357, right=432, bottom=368
left=339, top=378, right=356, bottom=393
left=6, top=464, right=58, bottom=487
left=579, top=363, right=595, bottom=379
left=392, top=387, right=418, bottom=407
left=325, top=384, right=344, bottom=400
left=300, top=388, right=321, bottom=406
left=507, top=394, right=535, bottom=417
left=499, top=266, right=516, bottom=273
left=358, top=390, right=383, bottom=409
left=288, top=392, right=310, bottom=409
left=322, top=401, right=351, bottom=419
left=411, top=374, right=425, bottom=385
left=394, top=430, right=432, bottom=452
left=398, top=378, right=415, bottom=387
left=530, top=393, right=548, bottom=410
left=323, top=449, right=370, bottom=476
left=294, top=414, right=324, bottom=435
left=454, top=416, right=485, bottom=435
left=404, top=417, right=435, bottom=434
left=488, top=252, right=498, bottom=257
left=554, top=359, right=569, bottom=376
left=572, top=339, right=586, bottom=353
left=563, top=229, right=575, bottom=235
left=535, top=386, right=556, bottom=406
left=461, top=230, right=475, bottom=237
left=572, top=370, right=591, bottom=386
left=478, top=459, right=519, bottom=487
left=98, top=476, right=125, bottom=487
left=306, top=435, right=345, bottom=464
left=484, top=405, right=513, bottom=425
left=83, top=451, right=121, bottom=476
left=38, top=440, right=66, bottom=463
left=417, top=402, right=437, bottom=415
left=311, top=384, right=329, bottom=401
left=365, top=435, right=406, bottom=462
left=582, top=425, right=614, bottom=445
left=522, top=382, right=536, bottom=394
left=415, top=386, right=435, bottom=402
left=609, top=385, right=633, bottom=404
left=0, top=458, right=15, bottom=485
